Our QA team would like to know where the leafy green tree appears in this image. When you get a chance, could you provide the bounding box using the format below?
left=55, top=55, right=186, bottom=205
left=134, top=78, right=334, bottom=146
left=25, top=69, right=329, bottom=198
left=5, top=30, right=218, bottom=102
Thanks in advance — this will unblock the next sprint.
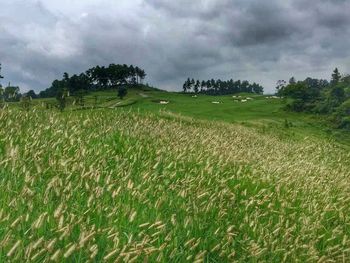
left=41, top=64, right=147, bottom=98
left=276, top=80, right=287, bottom=94
left=183, top=78, right=191, bottom=93
left=182, top=83, right=187, bottom=93
left=194, top=80, right=200, bottom=93
left=329, top=85, right=346, bottom=106
left=278, top=68, right=350, bottom=129
left=241, top=80, right=250, bottom=93
left=118, top=86, right=127, bottom=100
left=342, top=75, right=350, bottom=85
left=188, top=79, right=195, bottom=93
left=252, top=82, right=264, bottom=94
left=137, top=68, right=146, bottom=84
left=278, top=82, right=317, bottom=112
left=26, top=90, right=37, bottom=99
left=184, top=78, right=264, bottom=95
left=4, top=84, right=20, bottom=102
left=206, top=80, right=211, bottom=91
left=289, top=77, right=296, bottom=84
left=332, top=68, right=341, bottom=85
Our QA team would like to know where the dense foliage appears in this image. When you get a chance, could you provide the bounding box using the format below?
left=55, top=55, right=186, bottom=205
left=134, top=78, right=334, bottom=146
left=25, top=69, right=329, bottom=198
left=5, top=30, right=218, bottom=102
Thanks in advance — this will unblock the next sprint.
left=277, top=68, right=350, bottom=130
left=1, top=85, right=21, bottom=102
left=39, top=64, right=146, bottom=98
left=183, top=78, right=264, bottom=95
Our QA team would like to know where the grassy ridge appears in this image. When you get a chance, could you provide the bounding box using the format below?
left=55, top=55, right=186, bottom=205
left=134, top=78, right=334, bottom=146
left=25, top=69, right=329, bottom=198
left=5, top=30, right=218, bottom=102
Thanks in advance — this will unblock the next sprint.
left=0, top=108, right=350, bottom=262
left=24, top=89, right=350, bottom=144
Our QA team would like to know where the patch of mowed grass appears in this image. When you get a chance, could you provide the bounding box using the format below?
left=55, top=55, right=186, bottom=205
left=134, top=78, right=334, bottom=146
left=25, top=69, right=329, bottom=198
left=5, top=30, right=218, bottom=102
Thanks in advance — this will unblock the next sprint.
left=1, top=108, right=350, bottom=262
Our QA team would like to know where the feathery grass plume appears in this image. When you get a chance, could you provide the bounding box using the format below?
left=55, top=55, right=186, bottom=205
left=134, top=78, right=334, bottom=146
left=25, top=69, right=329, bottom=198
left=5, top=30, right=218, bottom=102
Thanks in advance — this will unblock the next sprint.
left=7, top=240, right=21, bottom=258
left=50, top=249, right=61, bottom=261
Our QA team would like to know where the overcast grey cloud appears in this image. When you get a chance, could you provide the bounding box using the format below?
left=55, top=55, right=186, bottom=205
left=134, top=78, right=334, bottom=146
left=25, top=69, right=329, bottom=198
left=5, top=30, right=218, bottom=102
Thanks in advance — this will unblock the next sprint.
left=0, top=0, right=349, bottom=93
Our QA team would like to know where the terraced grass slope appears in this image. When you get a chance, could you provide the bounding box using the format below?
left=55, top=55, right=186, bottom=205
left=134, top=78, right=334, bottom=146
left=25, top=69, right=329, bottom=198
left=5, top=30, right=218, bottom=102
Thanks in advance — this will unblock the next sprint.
left=0, top=108, right=350, bottom=262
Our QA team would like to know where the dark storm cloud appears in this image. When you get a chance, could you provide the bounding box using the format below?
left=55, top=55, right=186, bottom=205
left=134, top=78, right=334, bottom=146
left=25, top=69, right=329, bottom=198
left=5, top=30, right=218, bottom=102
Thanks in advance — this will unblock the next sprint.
left=227, top=3, right=300, bottom=46
left=0, top=0, right=349, bottom=93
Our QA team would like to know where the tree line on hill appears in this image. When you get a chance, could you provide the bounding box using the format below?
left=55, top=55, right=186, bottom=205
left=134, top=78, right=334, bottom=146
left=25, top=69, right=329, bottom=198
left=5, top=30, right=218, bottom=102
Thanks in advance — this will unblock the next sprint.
left=182, top=78, right=264, bottom=95
left=39, top=64, right=146, bottom=98
left=277, top=68, right=350, bottom=130
left=0, top=63, right=146, bottom=110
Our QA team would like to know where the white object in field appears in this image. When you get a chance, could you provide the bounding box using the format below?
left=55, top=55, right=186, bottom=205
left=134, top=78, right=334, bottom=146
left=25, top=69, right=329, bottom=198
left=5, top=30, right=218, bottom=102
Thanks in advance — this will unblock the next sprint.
left=192, top=95, right=198, bottom=98
left=241, top=100, right=248, bottom=102
left=246, top=97, right=253, bottom=100
left=159, top=100, right=169, bottom=104
left=212, top=101, right=220, bottom=104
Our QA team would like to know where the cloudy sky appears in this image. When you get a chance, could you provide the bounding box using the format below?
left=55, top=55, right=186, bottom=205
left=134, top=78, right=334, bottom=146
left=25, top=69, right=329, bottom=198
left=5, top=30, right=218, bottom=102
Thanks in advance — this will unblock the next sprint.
left=0, top=0, right=350, bottom=93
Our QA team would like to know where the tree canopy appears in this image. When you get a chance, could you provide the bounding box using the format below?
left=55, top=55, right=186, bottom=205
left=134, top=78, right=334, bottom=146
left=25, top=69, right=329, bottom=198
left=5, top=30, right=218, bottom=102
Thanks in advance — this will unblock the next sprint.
left=40, top=64, right=147, bottom=98
left=182, top=78, right=264, bottom=95
left=3, top=84, right=21, bottom=102
left=277, top=68, right=350, bottom=129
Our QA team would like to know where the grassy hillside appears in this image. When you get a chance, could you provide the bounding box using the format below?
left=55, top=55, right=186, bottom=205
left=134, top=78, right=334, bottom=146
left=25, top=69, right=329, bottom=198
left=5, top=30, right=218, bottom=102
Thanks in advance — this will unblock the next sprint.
left=0, top=108, right=350, bottom=262
left=1, top=93, right=350, bottom=261
left=22, top=88, right=350, bottom=144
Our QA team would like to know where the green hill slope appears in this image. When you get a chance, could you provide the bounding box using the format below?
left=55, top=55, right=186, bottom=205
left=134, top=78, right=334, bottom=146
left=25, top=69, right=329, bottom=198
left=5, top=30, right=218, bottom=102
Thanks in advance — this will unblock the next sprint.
left=25, top=88, right=350, bottom=144
left=0, top=106, right=350, bottom=261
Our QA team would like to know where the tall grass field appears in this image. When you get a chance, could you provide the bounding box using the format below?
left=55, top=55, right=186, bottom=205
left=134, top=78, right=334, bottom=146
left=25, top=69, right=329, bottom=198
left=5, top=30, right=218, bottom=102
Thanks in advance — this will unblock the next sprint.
left=1, top=100, right=350, bottom=261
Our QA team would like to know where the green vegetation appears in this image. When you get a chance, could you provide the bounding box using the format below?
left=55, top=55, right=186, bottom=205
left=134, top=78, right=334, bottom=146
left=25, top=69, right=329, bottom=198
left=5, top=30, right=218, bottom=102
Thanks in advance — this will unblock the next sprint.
left=182, top=78, right=264, bottom=95
left=1, top=105, right=350, bottom=262
left=1, top=84, right=21, bottom=102
left=6, top=87, right=350, bottom=144
left=39, top=64, right=146, bottom=98
left=277, top=68, right=350, bottom=130
left=1, top=62, right=350, bottom=261
left=117, top=86, right=128, bottom=100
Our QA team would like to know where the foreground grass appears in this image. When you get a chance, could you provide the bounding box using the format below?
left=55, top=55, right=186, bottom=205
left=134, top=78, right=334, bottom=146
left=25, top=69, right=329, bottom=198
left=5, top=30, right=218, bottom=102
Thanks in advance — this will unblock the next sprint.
left=0, top=108, right=350, bottom=262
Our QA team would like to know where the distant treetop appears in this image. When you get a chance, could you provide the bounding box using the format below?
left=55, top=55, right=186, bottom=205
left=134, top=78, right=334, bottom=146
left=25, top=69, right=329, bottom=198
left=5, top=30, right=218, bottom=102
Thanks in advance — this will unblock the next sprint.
left=182, top=78, right=264, bottom=95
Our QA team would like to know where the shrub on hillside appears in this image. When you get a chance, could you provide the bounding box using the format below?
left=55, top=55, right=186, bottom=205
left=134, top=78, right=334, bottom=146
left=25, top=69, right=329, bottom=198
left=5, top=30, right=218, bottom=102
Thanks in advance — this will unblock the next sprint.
left=332, top=99, right=350, bottom=130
